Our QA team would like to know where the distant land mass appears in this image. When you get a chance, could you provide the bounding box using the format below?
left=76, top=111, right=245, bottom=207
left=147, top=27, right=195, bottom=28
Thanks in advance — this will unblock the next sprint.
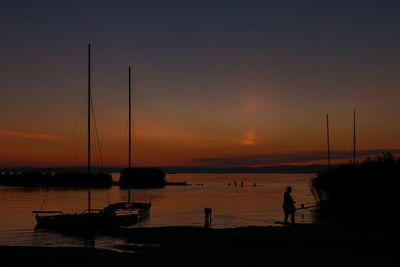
left=1, top=165, right=331, bottom=174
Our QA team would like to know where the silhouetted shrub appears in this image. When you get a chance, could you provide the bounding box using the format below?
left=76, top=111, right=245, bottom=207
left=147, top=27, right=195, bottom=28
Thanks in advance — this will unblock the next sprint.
left=119, top=168, right=166, bottom=188
left=311, top=152, right=400, bottom=225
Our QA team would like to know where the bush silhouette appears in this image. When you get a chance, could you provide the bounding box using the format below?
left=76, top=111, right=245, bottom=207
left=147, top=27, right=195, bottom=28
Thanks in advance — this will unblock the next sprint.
left=311, top=152, right=400, bottom=225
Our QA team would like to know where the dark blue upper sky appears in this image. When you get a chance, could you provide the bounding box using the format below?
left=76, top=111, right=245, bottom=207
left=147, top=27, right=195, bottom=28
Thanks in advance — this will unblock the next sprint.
left=2, top=0, right=400, bottom=167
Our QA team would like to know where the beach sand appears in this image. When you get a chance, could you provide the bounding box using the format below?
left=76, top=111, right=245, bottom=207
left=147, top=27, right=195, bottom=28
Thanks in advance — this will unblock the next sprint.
left=1, top=224, right=399, bottom=266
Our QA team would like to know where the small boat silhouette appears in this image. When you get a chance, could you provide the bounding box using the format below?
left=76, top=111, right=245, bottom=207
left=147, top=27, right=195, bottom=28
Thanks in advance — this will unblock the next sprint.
left=33, top=44, right=140, bottom=230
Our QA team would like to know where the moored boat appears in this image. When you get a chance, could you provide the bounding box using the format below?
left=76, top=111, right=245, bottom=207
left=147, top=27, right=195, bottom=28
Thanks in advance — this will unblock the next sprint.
left=105, top=66, right=155, bottom=221
left=33, top=209, right=139, bottom=230
left=32, top=44, right=139, bottom=230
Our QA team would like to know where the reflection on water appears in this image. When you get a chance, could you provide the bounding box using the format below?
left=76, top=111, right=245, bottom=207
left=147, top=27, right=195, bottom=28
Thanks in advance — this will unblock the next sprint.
left=0, top=173, right=317, bottom=250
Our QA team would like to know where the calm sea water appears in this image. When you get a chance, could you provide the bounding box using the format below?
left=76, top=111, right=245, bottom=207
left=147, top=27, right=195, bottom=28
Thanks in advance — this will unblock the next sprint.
left=0, top=173, right=317, bottom=251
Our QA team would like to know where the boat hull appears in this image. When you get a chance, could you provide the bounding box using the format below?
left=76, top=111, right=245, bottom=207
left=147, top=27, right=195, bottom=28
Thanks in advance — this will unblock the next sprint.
left=35, top=212, right=138, bottom=230
left=104, top=201, right=151, bottom=222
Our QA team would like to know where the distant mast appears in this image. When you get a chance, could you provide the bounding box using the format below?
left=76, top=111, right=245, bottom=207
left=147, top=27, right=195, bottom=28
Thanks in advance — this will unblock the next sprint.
left=326, top=114, right=330, bottom=168
left=353, top=109, right=356, bottom=166
left=88, top=43, right=91, bottom=212
left=128, top=66, right=132, bottom=204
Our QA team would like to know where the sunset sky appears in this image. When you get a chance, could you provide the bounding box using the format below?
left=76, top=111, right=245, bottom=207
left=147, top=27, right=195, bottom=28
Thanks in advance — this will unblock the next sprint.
left=1, top=0, right=400, bottom=168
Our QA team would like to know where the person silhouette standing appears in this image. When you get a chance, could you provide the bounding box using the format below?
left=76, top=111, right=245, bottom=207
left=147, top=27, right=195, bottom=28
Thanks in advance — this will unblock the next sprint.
left=283, top=186, right=296, bottom=227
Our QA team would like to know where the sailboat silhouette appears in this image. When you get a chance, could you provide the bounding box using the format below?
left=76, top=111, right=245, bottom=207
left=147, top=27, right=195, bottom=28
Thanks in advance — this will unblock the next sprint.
left=117, top=67, right=166, bottom=189
left=32, top=44, right=140, bottom=229
left=104, top=66, right=154, bottom=220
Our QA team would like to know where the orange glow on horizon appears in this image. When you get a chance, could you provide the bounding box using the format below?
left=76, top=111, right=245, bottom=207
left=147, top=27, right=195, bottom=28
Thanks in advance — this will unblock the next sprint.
left=249, top=159, right=351, bottom=168
left=248, top=155, right=377, bottom=168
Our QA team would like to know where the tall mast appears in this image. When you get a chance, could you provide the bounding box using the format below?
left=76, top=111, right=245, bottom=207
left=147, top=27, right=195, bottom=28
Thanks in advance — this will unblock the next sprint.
left=129, top=66, right=132, bottom=169
left=128, top=66, right=131, bottom=204
left=326, top=114, right=330, bottom=168
left=88, top=43, right=91, bottom=212
left=353, top=109, right=356, bottom=166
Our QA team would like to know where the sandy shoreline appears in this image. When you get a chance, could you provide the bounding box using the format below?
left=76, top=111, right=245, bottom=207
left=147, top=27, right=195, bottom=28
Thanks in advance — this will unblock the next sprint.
left=1, top=224, right=399, bottom=266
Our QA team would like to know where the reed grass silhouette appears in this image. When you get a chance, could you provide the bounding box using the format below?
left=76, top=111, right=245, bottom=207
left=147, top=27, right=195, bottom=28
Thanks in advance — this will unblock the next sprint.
left=311, top=152, right=400, bottom=226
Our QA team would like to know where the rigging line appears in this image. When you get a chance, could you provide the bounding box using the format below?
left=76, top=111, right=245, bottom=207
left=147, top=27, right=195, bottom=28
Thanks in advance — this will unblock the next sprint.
left=131, top=86, right=138, bottom=167
left=60, top=99, right=86, bottom=163
left=90, top=98, right=105, bottom=169
left=131, top=91, right=141, bottom=167
left=61, top=101, right=82, bottom=161
left=39, top=189, right=49, bottom=210
left=91, top=122, right=100, bottom=169
left=133, top=123, right=139, bottom=167
left=94, top=116, right=105, bottom=169
left=72, top=104, right=87, bottom=167
left=116, top=118, right=129, bottom=167
left=92, top=137, right=100, bottom=169
left=90, top=102, right=102, bottom=168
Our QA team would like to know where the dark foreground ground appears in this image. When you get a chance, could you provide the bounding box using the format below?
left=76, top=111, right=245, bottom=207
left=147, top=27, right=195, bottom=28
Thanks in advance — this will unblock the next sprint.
left=1, top=224, right=399, bottom=266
